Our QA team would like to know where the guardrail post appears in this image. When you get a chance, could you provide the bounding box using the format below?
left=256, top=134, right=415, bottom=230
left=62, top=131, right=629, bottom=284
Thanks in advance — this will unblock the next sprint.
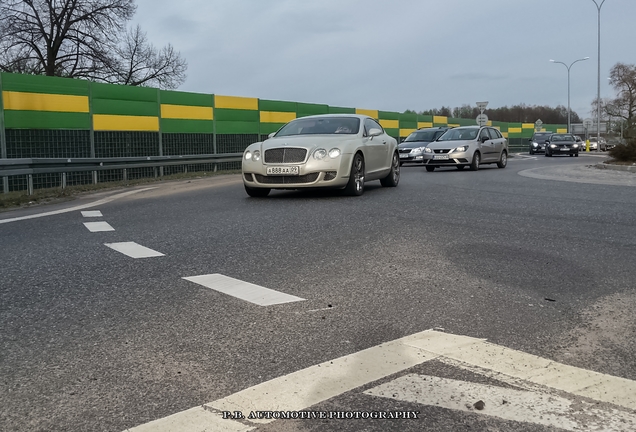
left=61, top=173, right=66, bottom=189
left=157, top=88, right=164, bottom=178
left=123, top=168, right=127, bottom=182
left=27, top=174, right=33, bottom=196
left=154, top=167, right=158, bottom=178
left=0, top=74, right=9, bottom=194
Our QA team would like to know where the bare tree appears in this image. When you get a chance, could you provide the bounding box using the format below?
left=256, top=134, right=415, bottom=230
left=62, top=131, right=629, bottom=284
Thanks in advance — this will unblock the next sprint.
left=104, top=24, right=187, bottom=89
left=0, top=0, right=187, bottom=89
left=604, top=62, right=636, bottom=137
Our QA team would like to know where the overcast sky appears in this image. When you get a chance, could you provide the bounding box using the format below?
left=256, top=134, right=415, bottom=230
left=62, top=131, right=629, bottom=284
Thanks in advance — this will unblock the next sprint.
left=133, top=0, right=634, bottom=120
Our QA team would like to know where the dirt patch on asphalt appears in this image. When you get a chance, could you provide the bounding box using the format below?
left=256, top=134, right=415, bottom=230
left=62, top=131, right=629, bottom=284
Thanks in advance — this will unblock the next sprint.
left=554, top=291, right=636, bottom=379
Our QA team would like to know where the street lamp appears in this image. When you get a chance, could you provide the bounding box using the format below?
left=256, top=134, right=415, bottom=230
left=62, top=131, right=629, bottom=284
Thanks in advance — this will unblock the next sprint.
left=550, top=57, right=590, bottom=133
left=593, top=0, right=606, bottom=152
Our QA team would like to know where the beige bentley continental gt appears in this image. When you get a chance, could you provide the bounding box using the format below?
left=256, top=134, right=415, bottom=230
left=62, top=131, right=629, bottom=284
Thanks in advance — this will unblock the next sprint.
left=242, top=114, right=400, bottom=197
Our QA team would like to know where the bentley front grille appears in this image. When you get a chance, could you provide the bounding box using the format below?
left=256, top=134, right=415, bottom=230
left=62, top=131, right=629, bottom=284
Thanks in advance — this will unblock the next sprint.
left=264, top=148, right=307, bottom=163
left=254, top=172, right=320, bottom=184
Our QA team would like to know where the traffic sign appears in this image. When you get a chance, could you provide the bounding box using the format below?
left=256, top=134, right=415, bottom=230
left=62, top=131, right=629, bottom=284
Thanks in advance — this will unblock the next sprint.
left=583, top=118, right=593, bottom=129
left=476, top=114, right=489, bottom=126
left=535, top=119, right=543, bottom=131
left=476, top=101, right=489, bottom=111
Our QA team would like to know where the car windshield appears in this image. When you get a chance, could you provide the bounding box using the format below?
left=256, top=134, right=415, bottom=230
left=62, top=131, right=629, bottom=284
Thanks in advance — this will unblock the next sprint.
left=436, top=128, right=479, bottom=141
left=275, top=117, right=360, bottom=137
left=404, top=130, right=439, bottom=142
left=551, top=135, right=574, bottom=142
left=533, top=133, right=551, bottom=142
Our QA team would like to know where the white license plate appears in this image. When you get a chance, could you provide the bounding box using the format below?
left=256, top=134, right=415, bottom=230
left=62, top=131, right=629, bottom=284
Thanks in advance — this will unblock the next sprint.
left=399, top=153, right=409, bottom=158
left=433, top=155, right=449, bottom=160
left=266, top=166, right=300, bottom=175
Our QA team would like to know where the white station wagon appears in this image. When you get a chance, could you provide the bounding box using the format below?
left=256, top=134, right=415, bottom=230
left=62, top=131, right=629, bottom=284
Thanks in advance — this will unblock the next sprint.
left=422, top=126, right=509, bottom=171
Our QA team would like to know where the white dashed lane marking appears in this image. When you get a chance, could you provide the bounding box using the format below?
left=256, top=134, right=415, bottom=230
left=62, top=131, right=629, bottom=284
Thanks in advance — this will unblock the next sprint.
left=125, top=330, right=636, bottom=432
left=83, top=221, right=115, bottom=232
left=105, top=242, right=165, bottom=258
left=183, top=274, right=305, bottom=306
left=81, top=210, right=103, bottom=217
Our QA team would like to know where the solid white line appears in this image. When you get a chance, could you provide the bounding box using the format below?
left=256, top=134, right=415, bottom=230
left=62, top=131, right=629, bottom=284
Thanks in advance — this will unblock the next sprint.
left=0, top=188, right=156, bottom=224
left=123, top=407, right=254, bottom=432
left=81, top=210, right=103, bottom=217
left=403, top=331, right=636, bottom=410
left=206, top=331, right=442, bottom=424
left=124, top=330, right=636, bottom=431
left=84, top=221, right=115, bottom=232
left=183, top=274, right=305, bottom=306
left=513, top=154, right=537, bottom=160
left=366, top=374, right=636, bottom=431
left=105, top=242, right=164, bottom=259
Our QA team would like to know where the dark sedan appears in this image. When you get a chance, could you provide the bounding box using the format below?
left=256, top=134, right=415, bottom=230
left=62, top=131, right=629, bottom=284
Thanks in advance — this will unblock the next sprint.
left=528, top=132, right=552, bottom=154
left=545, top=134, right=580, bottom=157
left=398, top=127, right=449, bottom=165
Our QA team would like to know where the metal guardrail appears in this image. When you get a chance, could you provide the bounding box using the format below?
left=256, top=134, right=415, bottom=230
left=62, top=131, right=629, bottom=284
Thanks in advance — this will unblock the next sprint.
left=0, top=153, right=243, bottom=194
left=0, top=153, right=242, bottom=176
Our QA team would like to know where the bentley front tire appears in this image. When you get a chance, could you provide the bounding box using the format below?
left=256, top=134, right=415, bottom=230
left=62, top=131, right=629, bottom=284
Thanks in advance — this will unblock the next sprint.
left=244, top=185, right=271, bottom=197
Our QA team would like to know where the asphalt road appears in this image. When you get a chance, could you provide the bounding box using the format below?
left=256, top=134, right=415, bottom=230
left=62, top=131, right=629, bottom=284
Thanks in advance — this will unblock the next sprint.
left=1, top=153, right=635, bottom=432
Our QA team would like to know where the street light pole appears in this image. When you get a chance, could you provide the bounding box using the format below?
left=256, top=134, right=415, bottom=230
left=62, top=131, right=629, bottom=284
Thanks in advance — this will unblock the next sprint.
left=550, top=57, right=590, bottom=133
left=593, top=0, right=606, bottom=152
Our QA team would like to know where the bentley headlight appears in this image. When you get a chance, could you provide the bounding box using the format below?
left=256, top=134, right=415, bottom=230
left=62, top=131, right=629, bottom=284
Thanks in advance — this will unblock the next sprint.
left=252, top=150, right=261, bottom=161
left=453, top=146, right=469, bottom=152
left=245, top=151, right=253, bottom=161
left=328, top=148, right=341, bottom=158
left=314, top=148, right=327, bottom=160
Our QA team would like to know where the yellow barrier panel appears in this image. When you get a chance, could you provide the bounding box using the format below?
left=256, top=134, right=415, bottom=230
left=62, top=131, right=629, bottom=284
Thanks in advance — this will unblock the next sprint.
left=160, top=104, right=213, bottom=120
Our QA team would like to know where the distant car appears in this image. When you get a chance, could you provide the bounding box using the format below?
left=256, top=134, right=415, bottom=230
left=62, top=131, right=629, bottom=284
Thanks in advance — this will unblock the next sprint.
left=587, top=137, right=600, bottom=151
left=528, top=132, right=553, bottom=154
left=242, top=114, right=400, bottom=197
left=545, top=133, right=580, bottom=157
left=600, top=137, right=614, bottom=151
left=398, top=127, right=450, bottom=165
left=422, top=126, right=508, bottom=171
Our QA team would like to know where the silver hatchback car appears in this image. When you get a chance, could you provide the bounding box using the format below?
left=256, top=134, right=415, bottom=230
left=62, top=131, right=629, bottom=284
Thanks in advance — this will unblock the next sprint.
left=422, top=126, right=508, bottom=171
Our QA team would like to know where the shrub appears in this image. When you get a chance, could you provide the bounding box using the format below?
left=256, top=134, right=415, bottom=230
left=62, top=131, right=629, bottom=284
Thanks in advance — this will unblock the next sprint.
left=608, top=137, right=636, bottom=162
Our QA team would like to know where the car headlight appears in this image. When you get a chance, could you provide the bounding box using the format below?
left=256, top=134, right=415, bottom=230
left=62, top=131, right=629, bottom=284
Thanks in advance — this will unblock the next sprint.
left=252, top=150, right=261, bottom=161
left=245, top=151, right=253, bottom=161
left=453, top=146, right=469, bottom=152
left=550, top=144, right=557, bottom=148
left=313, top=148, right=327, bottom=160
left=424, top=147, right=433, bottom=153
left=328, top=148, right=341, bottom=158
left=572, top=144, right=579, bottom=149
left=532, top=142, right=539, bottom=147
